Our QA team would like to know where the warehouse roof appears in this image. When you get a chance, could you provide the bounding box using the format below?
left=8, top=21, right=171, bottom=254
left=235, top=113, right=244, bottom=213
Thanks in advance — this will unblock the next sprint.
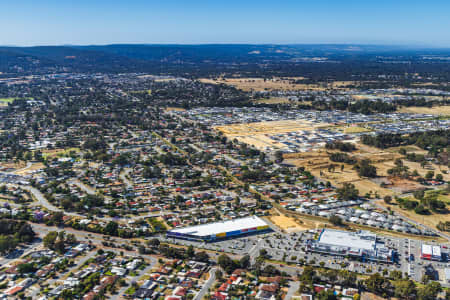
left=168, top=216, right=267, bottom=237
left=318, top=229, right=376, bottom=251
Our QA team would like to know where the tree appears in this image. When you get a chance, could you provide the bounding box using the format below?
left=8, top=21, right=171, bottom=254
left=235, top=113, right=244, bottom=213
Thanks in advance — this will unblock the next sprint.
left=316, top=289, right=337, bottom=300
left=425, top=171, right=434, bottom=180
left=104, top=221, right=119, bottom=236
left=383, top=195, right=392, bottom=204
left=147, top=238, right=160, bottom=247
left=436, top=173, right=443, bottom=181
left=43, top=231, right=58, bottom=250
left=217, top=254, right=237, bottom=274
left=329, top=215, right=343, bottom=226
left=417, top=282, right=441, bottom=300
left=195, top=251, right=209, bottom=262
left=336, top=183, right=359, bottom=200
left=364, top=273, right=391, bottom=295
left=186, top=245, right=195, bottom=258
left=393, top=279, right=416, bottom=299
left=262, top=265, right=280, bottom=276
left=17, top=262, right=36, bottom=274
left=413, top=190, right=425, bottom=200
left=355, top=159, right=377, bottom=178
left=259, top=248, right=269, bottom=258
left=239, top=255, right=250, bottom=269
left=215, top=269, right=223, bottom=280
left=0, top=235, right=17, bottom=255
left=390, top=270, right=403, bottom=280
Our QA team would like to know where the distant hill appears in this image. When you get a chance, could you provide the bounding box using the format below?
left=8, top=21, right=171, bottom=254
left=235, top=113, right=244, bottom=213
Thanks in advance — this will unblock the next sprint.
left=0, top=44, right=449, bottom=79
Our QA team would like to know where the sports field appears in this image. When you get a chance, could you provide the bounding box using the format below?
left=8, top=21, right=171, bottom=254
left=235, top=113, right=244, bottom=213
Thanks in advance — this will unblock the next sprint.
left=0, top=98, right=15, bottom=106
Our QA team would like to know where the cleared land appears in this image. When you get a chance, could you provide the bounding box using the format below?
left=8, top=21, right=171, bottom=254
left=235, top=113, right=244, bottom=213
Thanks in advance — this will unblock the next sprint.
left=282, top=143, right=450, bottom=233
left=0, top=161, right=27, bottom=171
left=165, top=107, right=186, bottom=112
left=252, top=97, right=292, bottom=104
left=199, top=77, right=325, bottom=91
left=215, top=120, right=326, bottom=151
left=283, top=143, right=450, bottom=197
left=215, top=120, right=323, bottom=136
left=14, top=162, right=45, bottom=175
left=284, top=148, right=394, bottom=198
left=269, top=215, right=310, bottom=232
left=397, top=105, right=450, bottom=116
left=342, top=126, right=371, bottom=134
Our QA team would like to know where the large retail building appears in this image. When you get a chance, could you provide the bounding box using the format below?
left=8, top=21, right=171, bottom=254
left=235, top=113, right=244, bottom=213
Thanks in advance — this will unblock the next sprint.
left=307, top=229, right=396, bottom=263
left=167, top=216, right=270, bottom=242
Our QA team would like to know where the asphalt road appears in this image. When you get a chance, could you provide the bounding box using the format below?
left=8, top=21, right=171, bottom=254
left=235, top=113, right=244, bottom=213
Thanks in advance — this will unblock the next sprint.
left=119, top=168, right=133, bottom=189
left=194, top=267, right=217, bottom=300
left=112, top=256, right=158, bottom=300
left=16, top=183, right=166, bottom=221
left=285, top=281, right=300, bottom=300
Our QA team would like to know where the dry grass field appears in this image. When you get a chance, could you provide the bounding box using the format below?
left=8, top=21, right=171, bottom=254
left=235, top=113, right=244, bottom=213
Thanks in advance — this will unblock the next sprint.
left=283, top=143, right=450, bottom=232
left=284, top=143, right=449, bottom=195
left=233, top=136, right=287, bottom=151
left=342, top=126, right=371, bottom=134
left=215, top=120, right=323, bottom=136
left=199, top=77, right=325, bottom=91
left=14, top=163, right=45, bottom=175
left=165, top=107, right=186, bottom=112
left=283, top=144, right=431, bottom=198
left=252, top=97, right=292, bottom=104
left=269, top=215, right=311, bottom=232
left=215, top=120, right=326, bottom=151
left=397, top=105, right=450, bottom=116
left=0, top=161, right=26, bottom=171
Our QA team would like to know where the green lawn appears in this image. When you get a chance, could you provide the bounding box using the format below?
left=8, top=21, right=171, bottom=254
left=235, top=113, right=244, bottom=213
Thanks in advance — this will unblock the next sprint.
left=0, top=98, right=16, bottom=103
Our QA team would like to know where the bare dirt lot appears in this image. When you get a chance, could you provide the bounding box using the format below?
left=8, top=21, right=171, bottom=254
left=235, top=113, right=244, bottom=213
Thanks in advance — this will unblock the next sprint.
left=14, top=162, right=45, bottom=175
left=269, top=215, right=311, bottom=232
left=0, top=161, right=26, bottom=171
left=215, top=120, right=326, bottom=151
left=165, top=107, right=186, bottom=112
left=215, top=120, right=321, bottom=136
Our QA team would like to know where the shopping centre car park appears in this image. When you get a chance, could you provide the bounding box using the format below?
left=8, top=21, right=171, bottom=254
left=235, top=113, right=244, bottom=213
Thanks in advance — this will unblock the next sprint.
left=160, top=217, right=450, bottom=283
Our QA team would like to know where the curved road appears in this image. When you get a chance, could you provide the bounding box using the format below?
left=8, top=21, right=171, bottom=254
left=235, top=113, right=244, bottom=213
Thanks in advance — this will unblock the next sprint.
left=13, top=184, right=166, bottom=222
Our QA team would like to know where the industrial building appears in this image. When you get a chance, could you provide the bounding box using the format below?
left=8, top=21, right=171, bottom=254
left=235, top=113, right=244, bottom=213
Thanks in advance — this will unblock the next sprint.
left=306, top=229, right=395, bottom=263
left=167, top=216, right=270, bottom=242
left=421, top=244, right=442, bottom=261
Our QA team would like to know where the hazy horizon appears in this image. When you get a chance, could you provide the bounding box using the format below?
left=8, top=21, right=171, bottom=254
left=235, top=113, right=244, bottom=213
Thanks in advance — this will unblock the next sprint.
left=1, top=0, right=450, bottom=47
left=1, top=43, right=449, bottom=50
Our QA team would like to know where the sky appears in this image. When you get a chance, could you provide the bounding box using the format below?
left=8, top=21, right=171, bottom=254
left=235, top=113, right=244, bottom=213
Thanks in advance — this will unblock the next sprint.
left=1, top=0, right=449, bottom=47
